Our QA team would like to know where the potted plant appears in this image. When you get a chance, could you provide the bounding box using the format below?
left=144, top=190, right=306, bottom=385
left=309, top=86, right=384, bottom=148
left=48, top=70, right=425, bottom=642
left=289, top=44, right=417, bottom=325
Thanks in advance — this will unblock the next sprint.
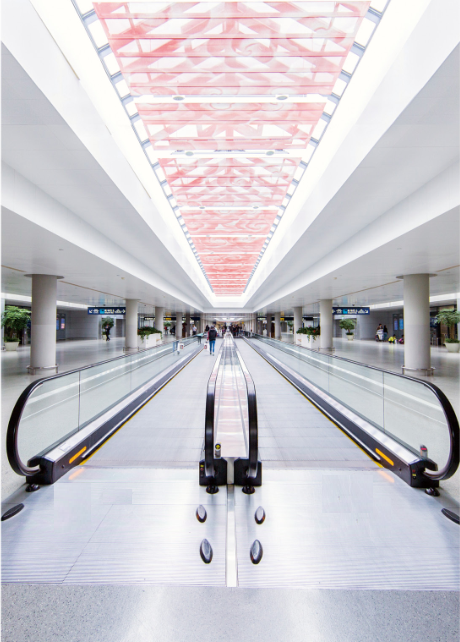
left=164, top=321, right=171, bottom=335
left=1, top=306, right=31, bottom=351
left=435, top=310, right=460, bottom=353
left=339, top=318, right=356, bottom=341
left=287, top=320, right=293, bottom=333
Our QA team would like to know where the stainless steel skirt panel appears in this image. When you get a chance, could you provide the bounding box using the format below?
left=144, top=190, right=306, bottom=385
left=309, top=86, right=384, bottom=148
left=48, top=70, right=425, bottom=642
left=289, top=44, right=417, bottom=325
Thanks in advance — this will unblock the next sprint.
left=234, top=469, right=459, bottom=590
left=2, top=468, right=226, bottom=586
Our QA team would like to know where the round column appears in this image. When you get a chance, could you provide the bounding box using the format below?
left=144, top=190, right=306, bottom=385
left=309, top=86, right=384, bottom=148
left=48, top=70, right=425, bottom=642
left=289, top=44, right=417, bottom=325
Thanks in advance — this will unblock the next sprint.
left=293, top=306, right=302, bottom=334
left=176, top=312, right=183, bottom=339
left=274, top=312, right=281, bottom=340
left=319, top=299, right=333, bottom=351
left=154, top=307, right=164, bottom=335
left=401, top=274, right=433, bottom=375
left=27, top=274, right=62, bottom=373
left=125, top=299, right=139, bottom=351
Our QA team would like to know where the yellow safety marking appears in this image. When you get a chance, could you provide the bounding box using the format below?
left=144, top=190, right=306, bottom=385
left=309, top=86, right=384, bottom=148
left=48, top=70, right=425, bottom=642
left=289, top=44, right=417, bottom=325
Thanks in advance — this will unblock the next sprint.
left=68, top=467, right=85, bottom=480
left=378, top=470, right=395, bottom=483
left=244, top=339, right=381, bottom=465
left=69, top=446, right=86, bottom=464
left=375, top=449, right=394, bottom=466
left=83, top=346, right=205, bottom=463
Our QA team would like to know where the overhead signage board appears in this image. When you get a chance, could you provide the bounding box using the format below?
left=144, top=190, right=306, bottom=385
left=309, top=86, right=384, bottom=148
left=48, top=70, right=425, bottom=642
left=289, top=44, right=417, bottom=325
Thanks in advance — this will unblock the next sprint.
left=88, top=307, right=126, bottom=315
left=333, top=307, right=370, bottom=315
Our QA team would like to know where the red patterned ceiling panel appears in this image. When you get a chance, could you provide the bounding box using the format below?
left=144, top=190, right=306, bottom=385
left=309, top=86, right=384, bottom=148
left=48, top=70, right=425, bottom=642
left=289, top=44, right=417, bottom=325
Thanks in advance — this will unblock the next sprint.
left=93, top=0, right=371, bottom=295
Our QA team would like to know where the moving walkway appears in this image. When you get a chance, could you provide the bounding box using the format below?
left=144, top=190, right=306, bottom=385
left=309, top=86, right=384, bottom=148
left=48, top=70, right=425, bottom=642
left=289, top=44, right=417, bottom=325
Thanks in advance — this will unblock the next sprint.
left=2, top=331, right=459, bottom=590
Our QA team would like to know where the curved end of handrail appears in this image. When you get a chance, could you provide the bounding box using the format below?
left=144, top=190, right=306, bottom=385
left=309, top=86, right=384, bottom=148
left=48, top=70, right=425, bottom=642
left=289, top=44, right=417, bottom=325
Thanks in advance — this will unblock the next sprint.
left=6, top=383, right=43, bottom=478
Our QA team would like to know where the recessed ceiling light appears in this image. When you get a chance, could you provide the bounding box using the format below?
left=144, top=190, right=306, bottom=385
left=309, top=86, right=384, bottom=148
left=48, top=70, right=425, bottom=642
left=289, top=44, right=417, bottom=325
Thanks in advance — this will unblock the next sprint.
left=200, top=206, right=205, bottom=210
left=173, top=95, right=185, bottom=101
left=276, top=95, right=288, bottom=101
left=185, top=151, right=194, bottom=157
left=253, top=206, right=259, bottom=210
left=266, top=151, right=275, bottom=156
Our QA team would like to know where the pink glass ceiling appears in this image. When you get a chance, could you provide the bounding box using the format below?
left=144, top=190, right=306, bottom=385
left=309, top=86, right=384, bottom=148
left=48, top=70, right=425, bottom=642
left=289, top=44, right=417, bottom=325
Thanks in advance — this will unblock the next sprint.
left=93, top=1, right=371, bottom=295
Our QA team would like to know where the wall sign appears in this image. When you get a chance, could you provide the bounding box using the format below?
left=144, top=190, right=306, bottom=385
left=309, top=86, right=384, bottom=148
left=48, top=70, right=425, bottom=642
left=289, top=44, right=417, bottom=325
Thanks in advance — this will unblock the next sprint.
left=88, top=307, right=126, bottom=315
left=333, top=307, right=370, bottom=315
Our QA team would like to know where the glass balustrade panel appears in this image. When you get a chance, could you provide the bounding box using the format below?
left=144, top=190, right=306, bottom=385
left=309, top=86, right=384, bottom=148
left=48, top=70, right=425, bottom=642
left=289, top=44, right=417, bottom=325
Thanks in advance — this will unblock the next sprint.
left=17, top=373, right=80, bottom=466
left=383, top=372, right=451, bottom=467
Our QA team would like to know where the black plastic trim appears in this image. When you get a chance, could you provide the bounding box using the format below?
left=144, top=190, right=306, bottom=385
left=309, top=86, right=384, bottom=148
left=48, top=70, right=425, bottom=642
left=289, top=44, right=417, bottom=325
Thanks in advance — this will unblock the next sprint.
left=7, top=337, right=200, bottom=479
left=244, top=337, right=438, bottom=489
left=245, top=333, right=459, bottom=484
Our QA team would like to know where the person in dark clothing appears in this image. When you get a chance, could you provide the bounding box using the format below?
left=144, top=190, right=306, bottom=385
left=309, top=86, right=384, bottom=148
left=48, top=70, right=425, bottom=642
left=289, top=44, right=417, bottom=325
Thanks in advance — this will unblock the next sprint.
left=207, top=325, right=217, bottom=355
left=205, top=325, right=209, bottom=332
left=105, top=326, right=111, bottom=341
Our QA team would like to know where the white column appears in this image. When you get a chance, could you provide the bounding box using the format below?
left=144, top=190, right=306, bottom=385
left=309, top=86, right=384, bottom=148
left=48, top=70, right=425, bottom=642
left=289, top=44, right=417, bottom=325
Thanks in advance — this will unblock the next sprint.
left=457, top=297, right=460, bottom=342
left=319, top=299, right=333, bottom=351
left=293, top=306, right=302, bottom=334
left=402, top=274, right=433, bottom=374
left=176, top=312, right=183, bottom=339
left=28, top=274, right=61, bottom=373
left=274, top=312, right=281, bottom=340
left=154, top=306, right=164, bottom=334
left=1, top=297, right=5, bottom=347
left=125, top=299, right=139, bottom=351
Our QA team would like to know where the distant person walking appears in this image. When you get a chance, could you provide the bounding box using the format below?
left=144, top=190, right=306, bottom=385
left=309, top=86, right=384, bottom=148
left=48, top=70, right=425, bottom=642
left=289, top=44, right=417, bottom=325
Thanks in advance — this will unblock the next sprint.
left=192, top=324, right=197, bottom=336
left=208, top=325, right=217, bottom=355
left=105, top=325, right=111, bottom=342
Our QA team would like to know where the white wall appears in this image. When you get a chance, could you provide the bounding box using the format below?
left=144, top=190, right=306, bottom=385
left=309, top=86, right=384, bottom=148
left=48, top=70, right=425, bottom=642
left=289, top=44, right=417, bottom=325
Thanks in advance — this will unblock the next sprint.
left=356, top=312, right=394, bottom=340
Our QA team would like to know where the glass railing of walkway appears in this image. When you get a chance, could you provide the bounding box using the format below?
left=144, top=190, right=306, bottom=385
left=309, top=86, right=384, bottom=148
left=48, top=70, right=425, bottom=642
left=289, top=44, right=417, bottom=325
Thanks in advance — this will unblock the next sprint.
left=244, top=333, right=459, bottom=486
left=7, top=336, right=201, bottom=481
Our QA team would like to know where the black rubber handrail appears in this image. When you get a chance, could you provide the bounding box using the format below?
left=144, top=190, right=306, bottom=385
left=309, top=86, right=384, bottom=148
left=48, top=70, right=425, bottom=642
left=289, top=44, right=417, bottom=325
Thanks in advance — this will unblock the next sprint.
left=245, top=332, right=459, bottom=482
left=234, top=343, right=258, bottom=480
left=204, top=335, right=259, bottom=483
left=7, top=336, right=200, bottom=478
left=204, top=348, right=224, bottom=479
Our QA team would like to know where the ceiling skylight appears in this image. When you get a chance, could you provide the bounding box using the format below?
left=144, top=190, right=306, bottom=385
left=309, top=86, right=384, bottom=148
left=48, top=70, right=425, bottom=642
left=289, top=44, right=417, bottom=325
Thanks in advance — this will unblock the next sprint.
left=74, top=0, right=388, bottom=297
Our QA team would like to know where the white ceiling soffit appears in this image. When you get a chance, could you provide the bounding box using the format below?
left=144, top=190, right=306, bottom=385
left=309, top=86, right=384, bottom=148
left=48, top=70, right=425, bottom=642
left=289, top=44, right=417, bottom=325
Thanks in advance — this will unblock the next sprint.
left=246, top=40, right=460, bottom=312
left=1, top=1, right=215, bottom=308
left=271, top=206, right=460, bottom=315
left=245, top=0, right=460, bottom=306
left=1, top=207, right=203, bottom=313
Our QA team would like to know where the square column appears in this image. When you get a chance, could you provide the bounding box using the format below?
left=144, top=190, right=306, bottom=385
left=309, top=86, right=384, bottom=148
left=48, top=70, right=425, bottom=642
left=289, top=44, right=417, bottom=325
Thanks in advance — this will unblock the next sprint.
left=185, top=313, right=190, bottom=338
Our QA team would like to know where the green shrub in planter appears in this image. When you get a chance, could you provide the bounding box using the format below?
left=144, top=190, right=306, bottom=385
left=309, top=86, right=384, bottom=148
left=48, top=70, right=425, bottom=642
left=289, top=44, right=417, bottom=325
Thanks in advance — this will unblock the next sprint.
left=339, top=318, right=356, bottom=335
left=1, top=306, right=31, bottom=341
left=138, top=327, right=162, bottom=339
left=297, top=326, right=320, bottom=341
